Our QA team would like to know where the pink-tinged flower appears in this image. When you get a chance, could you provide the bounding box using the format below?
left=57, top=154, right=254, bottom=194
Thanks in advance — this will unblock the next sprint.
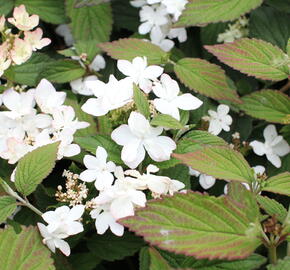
left=0, top=15, right=6, bottom=31
left=8, top=5, right=39, bottom=31
left=0, top=43, right=11, bottom=77
left=24, top=28, right=51, bottom=51
left=10, top=38, right=32, bottom=65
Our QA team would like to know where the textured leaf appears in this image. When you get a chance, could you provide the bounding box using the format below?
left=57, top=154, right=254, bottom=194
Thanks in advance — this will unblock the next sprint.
left=249, top=7, right=290, bottom=51
left=175, top=0, right=263, bottom=27
left=15, top=0, right=67, bottom=24
left=139, top=247, right=151, bottom=270
left=87, top=232, right=144, bottom=261
left=69, top=253, right=101, bottom=270
left=99, top=38, right=169, bottom=65
left=121, top=192, right=262, bottom=260
left=174, top=58, right=241, bottom=103
left=15, top=142, right=59, bottom=196
left=205, top=38, right=289, bottom=81
left=65, top=92, right=97, bottom=137
left=267, top=257, right=290, bottom=270
left=40, top=60, right=85, bottom=83
left=151, top=114, right=183, bottom=130
left=0, top=196, right=17, bottom=223
left=240, top=90, right=290, bottom=124
left=257, top=195, right=287, bottom=223
left=4, top=53, right=53, bottom=87
left=265, top=0, right=290, bottom=13
left=183, top=130, right=227, bottom=146
left=0, top=226, right=55, bottom=270
left=133, top=85, right=150, bottom=119
left=149, top=248, right=171, bottom=270
left=0, top=0, right=14, bottom=16
left=75, top=135, right=123, bottom=165
left=173, top=146, right=255, bottom=183
left=262, top=172, right=290, bottom=196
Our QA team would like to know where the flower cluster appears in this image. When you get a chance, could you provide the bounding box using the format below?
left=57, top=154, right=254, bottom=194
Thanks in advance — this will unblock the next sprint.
left=79, top=146, right=185, bottom=236
left=0, top=5, right=50, bottom=76
left=130, top=0, right=188, bottom=51
left=38, top=205, right=85, bottom=256
left=217, top=16, right=249, bottom=43
left=0, top=79, right=89, bottom=164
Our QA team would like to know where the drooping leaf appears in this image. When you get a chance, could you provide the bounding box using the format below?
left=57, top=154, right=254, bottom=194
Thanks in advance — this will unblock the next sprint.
left=0, top=196, right=17, bottom=223
left=148, top=248, right=171, bottom=270
left=133, top=84, right=150, bottom=119
left=15, top=142, right=59, bottom=196
left=262, top=172, right=290, bottom=196
left=267, top=257, right=290, bottom=270
left=15, top=0, right=67, bottom=24
left=4, top=53, right=53, bottom=86
left=0, top=0, right=14, bottom=16
left=174, top=58, right=241, bottom=103
left=257, top=195, right=287, bottom=223
left=75, top=135, right=123, bottom=164
left=99, top=38, right=169, bottom=65
left=0, top=226, right=55, bottom=270
left=249, top=7, right=290, bottom=51
left=40, top=60, right=85, bottom=83
left=121, top=192, right=262, bottom=260
left=87, top=232, right=144, bottom=261
left=173, top=145, right=255, bottom=183
left=239, top=90, right=290, bottom=124
left=205, top=38, right=289, bottom=81
left=151, top=114, right=184, bottom=130
left=174, top=0, right=263, bottom=27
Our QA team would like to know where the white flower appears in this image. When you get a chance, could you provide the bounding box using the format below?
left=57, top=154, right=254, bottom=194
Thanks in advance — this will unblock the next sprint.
left=34, top=79, right=66, bottom=114
left=162, top=0, right=188, bottom=21
left=138, top=5, right=169, bottom=35
left=152, top=74, right=202, bottom=120
left=117, top=56, right=163, bottom=93
left=130, top=0, right=146, bottom=7
left=24, top=27, right=51, bottom=51
left=0, top=43, right=11, bottom=76
left=90, top=206, right=124, bottom=236
left=150, top=26, right=174, bottom=52
left=70, top=75, right=98, bottom=96
left=189, top=167, right=216, bottom=190
left=111, top=111, right=176, bottom=168
left=55, top=24, right=74, bottom=46
left=250, top=125, right=290, bottom=168
left=168, top=27, right=187, bottom=43
left=207, top=104, right=232, bottom=135
left=79, top=146, right=116, bottom=191
left=37, top=223, right=71, bottom=256
left=42, top=205, right=85, bottom=236
left=89, top=55, right=106, bottom=72
left=10, top=38, right=33, bottom=65
left=8, top=5, right=39, bottom=31
left=81, top=75, right=133, bottom=116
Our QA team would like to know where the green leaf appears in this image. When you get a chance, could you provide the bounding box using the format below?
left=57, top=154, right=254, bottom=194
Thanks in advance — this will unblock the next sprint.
left=139, top=247, right=150, bottom=270
left=40, top=60, right=85, bottom=83
left=205, top=38, right=289, bottom=81
left=249, top=7, right=290, bottom=51
left=87, top=232, right=144, bottom=261
left=65, top=92, right=97, bottom=137
left=174, top=0, right=263, bottom=27
left=69, top=253, right=101, bottom=270
left=257, top=195, right=287, bottom=223
left=99, top=38, right=169, bottom=65
left=151, top=114, right=183, bottom=130
left=0, top=0, right=14, bottom=16
left=265, top=0, right=290, bottom=13
left=183, top=130, right=227, bottom=146
left=240, top=90, right=290, bottom=124
left=0, top=196, right=17, bottom=223
left=4, top=53, right=53, bottom=86
left=0, top=226, right=55, bottom=270
left=267, top=257, right=290, bottom=270
left=174, top=58, right=241, bottom=103
left=121, top=192, right=262, bottom=260
left=75, top=135, right=123, bottom=164
left=149, top=248, right=171, bottom=270
left=133, top=85, right=150, bottom=119
left=161, top=164, right=191, bottom=189
left=262, top=172, right=290, bottom=196
left=15, top=0, right=67, bottom=24
left=15, top=142, right=59, bottom=196
left=173, top=145, right=255, bottom=183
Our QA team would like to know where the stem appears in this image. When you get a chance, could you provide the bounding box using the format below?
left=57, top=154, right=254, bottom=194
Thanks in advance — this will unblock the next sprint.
left=268, top=244, right=277, bottom=265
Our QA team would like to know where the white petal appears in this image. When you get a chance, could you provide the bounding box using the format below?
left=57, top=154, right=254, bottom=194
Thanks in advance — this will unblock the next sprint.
left=253, top=165, right=265, bottom=176
left=263, top=125, right=278, bottom=143
left=83, top=155, right=99, bottom=169
left=173, top=94, right=203, bottom=110
left=63, top=144, right=80, bottom=157
left=153, top=98, right=180, bottom=120
left=138, top=21, right=152, bottom=34
left=79, top=169, right=97, bottom=182
left=199, top=174, right=216, bottom=189
left=94, top=171, right=114, bottom=190
left=109, top=221, right=124, bottom=236
left=143, top=66, right=163, bottom=80
left=96, top=146, right=108, bottom=164
left=55, top=239, right=70, bottom=256
left=217, top=104, right=230, bottom=116
left=208, top=119, right=222, bottom=135
left=111, top=124, right=136, bottom=146
left=121, top=138, right=143, bottom=164
left=68, top=205, right=85, bottom=221
left=124, top=143, right=146, bottom=169
left=250, top=141, right=266, bottom=156
left=273, top=139, right=290, bottom=157
left=117, top=60, right=134, bottom=77
left=111, top=197, right=134, bottom=219
left=266, top=154, right=281, bottom=168
left=81, top=98, right=108, bottom=117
